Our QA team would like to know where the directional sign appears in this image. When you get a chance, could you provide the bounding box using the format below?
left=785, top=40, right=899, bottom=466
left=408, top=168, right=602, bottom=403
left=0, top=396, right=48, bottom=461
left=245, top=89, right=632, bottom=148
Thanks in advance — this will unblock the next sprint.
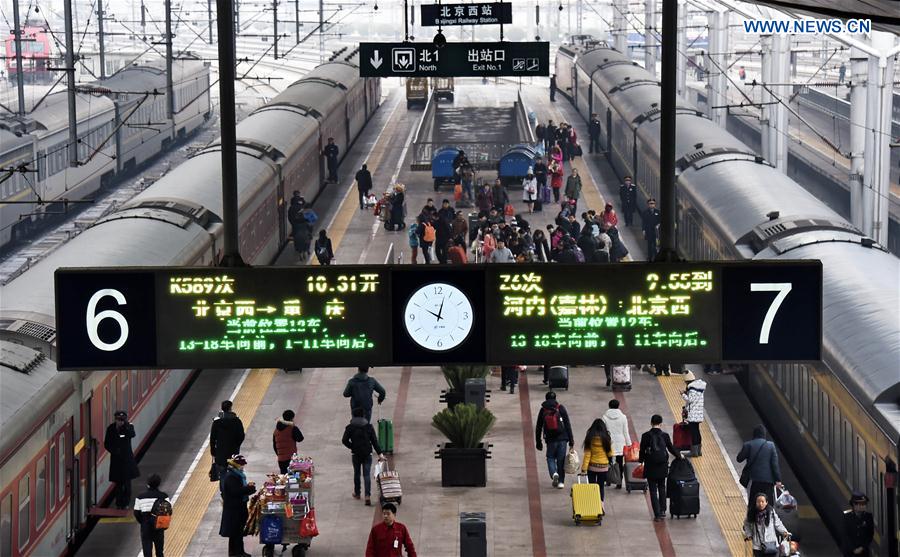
left=55, top=262, right=821, bottom=370
left=359, top=41, right=549, bottom=78
left=420, top=2, right=512, bottom=26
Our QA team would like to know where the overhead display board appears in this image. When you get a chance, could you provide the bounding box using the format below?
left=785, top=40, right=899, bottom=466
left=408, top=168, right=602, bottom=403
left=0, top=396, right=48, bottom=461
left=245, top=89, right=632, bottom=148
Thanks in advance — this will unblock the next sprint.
left=358, top=41, right=549, bottom=78
left=420, top=2, right=513, bottom=26
left=55, top=262, right=821, bottom=370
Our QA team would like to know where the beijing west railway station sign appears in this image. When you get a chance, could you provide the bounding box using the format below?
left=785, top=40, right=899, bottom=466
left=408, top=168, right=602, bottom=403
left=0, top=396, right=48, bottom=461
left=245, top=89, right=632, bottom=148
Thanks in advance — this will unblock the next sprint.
left=358, top=41, right=550, bottom=78
left=54, top=263, right=821, bottom=371
left=420, top=2, right=513, bottom=26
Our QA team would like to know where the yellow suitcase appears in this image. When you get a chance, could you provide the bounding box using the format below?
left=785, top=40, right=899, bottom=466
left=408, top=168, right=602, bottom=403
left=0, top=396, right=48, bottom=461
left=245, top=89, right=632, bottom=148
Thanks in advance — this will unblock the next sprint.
left=571, top=475, right=603, bottom=525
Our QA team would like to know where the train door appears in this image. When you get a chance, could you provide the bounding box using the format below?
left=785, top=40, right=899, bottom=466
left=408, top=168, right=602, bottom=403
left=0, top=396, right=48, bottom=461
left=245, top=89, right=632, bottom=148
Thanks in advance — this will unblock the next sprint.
left=81, top=395, right=94, bottom=525
left=606, top=109, right=612, bottom=153
left=317, top=131, right=326, bottom=192
left=572, top=71, right=578, bottom=111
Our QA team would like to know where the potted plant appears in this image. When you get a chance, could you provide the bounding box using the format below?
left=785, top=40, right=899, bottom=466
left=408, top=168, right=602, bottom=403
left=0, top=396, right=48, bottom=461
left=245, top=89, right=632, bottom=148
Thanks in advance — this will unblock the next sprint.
left=439, top=365, right=490, bottom=408
left=432, top=403, right=495, bottom=487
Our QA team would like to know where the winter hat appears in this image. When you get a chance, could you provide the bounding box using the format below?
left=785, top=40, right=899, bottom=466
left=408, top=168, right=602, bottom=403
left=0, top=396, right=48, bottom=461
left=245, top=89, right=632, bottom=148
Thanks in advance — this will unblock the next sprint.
left=683, top=371, right=696, bottom=382
left=849, top=491, right=869, bottom=505
left=228, top=454, right=248, bottom=467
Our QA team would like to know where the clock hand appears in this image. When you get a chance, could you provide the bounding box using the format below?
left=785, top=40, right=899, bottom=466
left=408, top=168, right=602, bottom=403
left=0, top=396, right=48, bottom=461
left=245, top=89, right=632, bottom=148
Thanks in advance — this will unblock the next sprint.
left=424, top=308, right=441, bottom=320
left=436, top=298, right=445, bottom=321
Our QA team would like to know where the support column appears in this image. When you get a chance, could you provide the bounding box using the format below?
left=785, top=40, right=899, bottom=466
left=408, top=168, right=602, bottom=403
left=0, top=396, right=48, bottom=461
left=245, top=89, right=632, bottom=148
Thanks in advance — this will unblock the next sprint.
left=295, top=0, right=300, bottom=43
left=771, top=33, right=789, bottom=172
left=658, top=0, right=677, bottom=261
left=848, top=47, right=867, bottom=229
left=707, top=9, right=728, bottom=127
left=64, top=0, right=78, bottom=167
left=644, top=0, right=657, bottom=75
left=863, top=32, right=895, bottom=244
left=612, top=0, right=627, bottom=56
left=576, top=0, right=583, bottom=35
left=97, top=0, right=107, bottom=78
left=165, top=0, right=174, bottom=122
left=273, top=0, right=279, bottom=60
left=759, top=35, right=772, bottom=164
left=319, top=0, right=324, bottom=63
left=208, top=0, right=214, bottom=43
left=676, top=0, right=686, bottom=94
left=216, top=0, right=244, bottom=266
left=11, top=0, right=25, bottom=113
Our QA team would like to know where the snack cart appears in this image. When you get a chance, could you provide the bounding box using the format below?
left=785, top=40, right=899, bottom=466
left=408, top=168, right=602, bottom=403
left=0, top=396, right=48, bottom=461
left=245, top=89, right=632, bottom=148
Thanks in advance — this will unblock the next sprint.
left=258, top=456, right=316, bottom=557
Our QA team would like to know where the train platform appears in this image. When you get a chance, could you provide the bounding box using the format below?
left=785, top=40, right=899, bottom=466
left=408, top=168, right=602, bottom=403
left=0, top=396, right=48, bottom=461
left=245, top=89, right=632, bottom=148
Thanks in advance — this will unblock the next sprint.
left=76, top=82, right=841, bottom=556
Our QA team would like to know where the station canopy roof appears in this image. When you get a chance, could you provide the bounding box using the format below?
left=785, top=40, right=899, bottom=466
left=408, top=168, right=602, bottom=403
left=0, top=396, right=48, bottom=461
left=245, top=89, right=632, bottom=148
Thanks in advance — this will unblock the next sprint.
left=748, top=0, right=900, bottom=35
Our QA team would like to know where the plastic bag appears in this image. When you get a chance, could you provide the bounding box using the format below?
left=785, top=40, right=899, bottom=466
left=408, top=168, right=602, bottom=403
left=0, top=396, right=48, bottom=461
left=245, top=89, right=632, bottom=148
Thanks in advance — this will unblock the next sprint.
left=776, top=487, right=797, bottom=513
left=259, top=514, right=283, bottom=544
left=299, top=508, right=319, bottom=538
left=373, top=459, right=384, bottom=479
left=632, top=464, right=645, bottom=479
left=607, top=462, right=622, bottom=486
left=564, top=447, right=580, bottom=475
left=624, top=442, right=641, bottom=462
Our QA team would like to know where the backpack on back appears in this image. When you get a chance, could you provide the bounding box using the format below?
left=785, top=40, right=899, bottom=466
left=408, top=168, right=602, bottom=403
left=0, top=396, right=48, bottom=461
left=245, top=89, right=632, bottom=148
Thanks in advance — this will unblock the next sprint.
left=644, top=431, right=669, bottom=465
left=543, top=404, right=561, bottom=434
left=350, top=424, right=372, bottom=455
left=423, top=222, right=436, bottom=242
left=150, top=498, right=173, bottom=530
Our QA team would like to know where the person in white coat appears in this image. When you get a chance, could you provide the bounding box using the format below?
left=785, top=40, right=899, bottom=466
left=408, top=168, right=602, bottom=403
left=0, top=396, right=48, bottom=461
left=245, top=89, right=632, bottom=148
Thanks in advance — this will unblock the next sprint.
left=681, top=371, right=707, bottom=456
left=601, top=399, right=632, bottom=489
left=522, top=171, right=538, bottom=213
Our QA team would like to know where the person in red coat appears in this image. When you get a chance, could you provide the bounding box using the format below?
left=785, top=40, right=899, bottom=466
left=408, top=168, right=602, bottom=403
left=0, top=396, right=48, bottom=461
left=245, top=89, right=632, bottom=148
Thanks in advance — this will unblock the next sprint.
left=272, top=409, right=304, bottom=473
left=366, top=503, right=417, bottom=557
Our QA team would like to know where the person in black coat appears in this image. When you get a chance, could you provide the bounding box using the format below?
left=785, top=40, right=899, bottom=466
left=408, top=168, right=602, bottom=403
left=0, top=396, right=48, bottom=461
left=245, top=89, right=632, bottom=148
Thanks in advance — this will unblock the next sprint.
left=588, top=113, right=602, bottom=153
left=389, top=185, right=406, bottom=231
left=355, top=164, right=373, bottom=209
left=619, top=176, right=637, bottom=226
left=133, top=473, right=169, bottom=557
left=842, top=492, right=874, bottom=557
left=323, top=137, right=340, bottom=182
left=342, top=407, right=385, bottom=505
left=210, top=401, right=245, bottom=482
left=314, top=229, right=335, bottom=265
left=639, top=414, right=682, bottom=521
left=105, top=410, right=140, bottom=509
left=642, top=198, right=661, bottom=260
left=550, top=74, right=557, bottom=102
left=219, top=454, right=256, bottom=557
left=532, top=229, right=551, bottom=262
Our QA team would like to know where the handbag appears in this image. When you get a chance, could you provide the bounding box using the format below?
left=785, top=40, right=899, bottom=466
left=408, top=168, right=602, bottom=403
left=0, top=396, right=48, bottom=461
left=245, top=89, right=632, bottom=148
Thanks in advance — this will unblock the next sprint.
left=504, top=203, right=515, bottom=217
left=761, top=540, right=778, bottom=555
left=607, top=461, right=622, bottom=486
left=739, top=441, right=765, bottom=488
left=298, top=507, right=319, bottom=538
left=208, top=460, right=219, bottom=482
left=623, top=442, right=641, bottom=462
left=564, top=447, right=580, bottom=475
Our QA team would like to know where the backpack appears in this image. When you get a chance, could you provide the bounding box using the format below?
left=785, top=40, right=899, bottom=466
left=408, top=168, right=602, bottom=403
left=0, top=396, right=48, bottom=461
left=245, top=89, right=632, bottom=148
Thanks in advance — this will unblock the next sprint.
left=315, top=241, right=328, bottom=257
left=543, top=404, right=561, bottom=434
left=644, top=431, right=669, bottom=465
left=422, top=222, right=436, bottom=243
left=349, top=424, right=372, bottom=455
left=150, top=497, right=172, bottom=530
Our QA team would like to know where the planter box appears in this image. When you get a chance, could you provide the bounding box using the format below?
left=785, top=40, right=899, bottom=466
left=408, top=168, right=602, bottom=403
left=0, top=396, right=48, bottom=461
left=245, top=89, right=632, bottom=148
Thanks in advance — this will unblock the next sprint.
left=439, top=390, right=465, bottom=409
left=435, top=443, right=491, bottom=487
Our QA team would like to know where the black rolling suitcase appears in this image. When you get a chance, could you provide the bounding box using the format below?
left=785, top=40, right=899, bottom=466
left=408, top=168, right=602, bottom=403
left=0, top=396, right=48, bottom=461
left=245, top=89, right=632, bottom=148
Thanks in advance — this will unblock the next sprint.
left=669, top=479, right=700, bottom=518
left=547, top=366, right=568, bottom=390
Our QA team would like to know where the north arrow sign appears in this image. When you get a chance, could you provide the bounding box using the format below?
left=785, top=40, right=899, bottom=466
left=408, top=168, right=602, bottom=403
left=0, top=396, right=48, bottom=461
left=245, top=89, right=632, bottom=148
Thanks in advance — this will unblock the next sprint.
left=370, top=50, right=383, bottom=69
left=358, top=41, right=549, bottom=78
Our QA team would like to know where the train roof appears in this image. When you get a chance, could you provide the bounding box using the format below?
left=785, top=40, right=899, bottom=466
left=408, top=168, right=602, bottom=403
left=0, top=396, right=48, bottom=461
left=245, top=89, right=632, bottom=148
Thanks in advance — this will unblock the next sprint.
left=0, top=128, right=32, bottom=153
left=96, top=58, right=208, bottom=93
left=6, top=92, right=114, bottom=136
left=0, top=341, right=59, bottom=425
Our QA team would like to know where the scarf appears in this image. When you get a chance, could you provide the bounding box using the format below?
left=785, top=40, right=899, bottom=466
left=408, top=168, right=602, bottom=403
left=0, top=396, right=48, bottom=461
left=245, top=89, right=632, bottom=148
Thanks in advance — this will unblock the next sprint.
left=229, top=467, right=250, bottom=502
left=755, top=507, right=770, bottom=528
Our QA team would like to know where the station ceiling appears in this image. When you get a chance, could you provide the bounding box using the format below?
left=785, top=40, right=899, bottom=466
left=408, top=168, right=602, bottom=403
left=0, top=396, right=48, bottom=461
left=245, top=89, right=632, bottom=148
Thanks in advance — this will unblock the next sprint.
left=748, top=0, right=900, bottom=35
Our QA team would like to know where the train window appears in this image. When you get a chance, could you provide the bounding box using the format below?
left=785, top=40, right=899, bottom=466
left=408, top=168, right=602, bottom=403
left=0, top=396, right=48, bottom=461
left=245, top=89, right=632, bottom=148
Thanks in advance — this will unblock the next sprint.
left=17, top=474, right=29, bottom=549
left=121, top=372, right=130, bottom=414
left=843, top=420, right=853, bottom=485
left=819, top=392, right=829, bottom=454
left=832, top=406, right=841, bottom=472
left=809, top=380, right=818, bottom=439
left=856, top=436, right=867, bottom=492
left=50, top=443, right=58, bottom=510
left=131, top=370, right=139, bottom=408
left=111, top=375, right=119, bottom=416
left=1, top=492, right=10, bottom=557
left=872, top=457, right=881, bottom=528
left=57, top=432, right=66, bottom=503
left=35, top=456, right=46, bottom=527
left=102, top=384, right=109, bottom=432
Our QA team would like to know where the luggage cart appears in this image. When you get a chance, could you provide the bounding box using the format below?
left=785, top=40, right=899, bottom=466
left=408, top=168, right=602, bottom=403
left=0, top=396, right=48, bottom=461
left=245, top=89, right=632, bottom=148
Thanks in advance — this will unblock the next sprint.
left=260, top=475, right=315, bottom=557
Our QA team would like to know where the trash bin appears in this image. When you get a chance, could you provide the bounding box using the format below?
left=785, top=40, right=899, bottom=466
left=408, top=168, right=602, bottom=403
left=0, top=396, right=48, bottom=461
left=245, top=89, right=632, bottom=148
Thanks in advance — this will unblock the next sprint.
left=460, top=512, right=487, bottom=557
left=464, top=378, right=486, bottom=410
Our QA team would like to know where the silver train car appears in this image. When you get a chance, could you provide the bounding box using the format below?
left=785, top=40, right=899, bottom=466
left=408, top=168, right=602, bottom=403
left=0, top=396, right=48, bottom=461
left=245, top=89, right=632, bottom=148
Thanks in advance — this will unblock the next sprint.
left=557, top=43, right=900, bottom=555
left=0, top=58, right=212, bottom=248
left=0, top=49, right=380, bottom=556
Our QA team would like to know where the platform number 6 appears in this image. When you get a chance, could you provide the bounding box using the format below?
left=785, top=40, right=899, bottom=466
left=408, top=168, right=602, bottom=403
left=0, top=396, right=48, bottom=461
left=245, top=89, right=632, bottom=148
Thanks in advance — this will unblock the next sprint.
left=86, top=289, right=130, bottom=351
left=750, top=282, right=792, bottom=344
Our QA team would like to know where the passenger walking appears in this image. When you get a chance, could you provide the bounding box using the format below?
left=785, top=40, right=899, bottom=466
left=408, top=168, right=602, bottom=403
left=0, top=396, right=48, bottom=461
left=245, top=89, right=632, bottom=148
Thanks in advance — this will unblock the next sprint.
left=407, top=218, right=420, bottom=263
left=588, top=113, right=601, bottom=154
left=448, top=238, right=468, bottom=264
left=532, top=228, right=551, bottom=262
left=737, top=424, right=783, bottom=514
left=602, top=399, right=632, bottom=489
left=418, top=218, right=435, bottom=264
left=314, top=229, right=334, bottom=265
left=366, top=503, right=417, bottom=557
left=535, top=391, right=575, bottom=489
left=133, top=474, right=170, bottom=557
left=210, top=401, right=245, bottom=486
left=535, top=122, right=546, bottom=149
left=565, top=168, right=582, bottom=212
left=545, top=120, right=558, bottom=153
left=743, top=493, right=790, bottom=557
left=580, top=419, right=615, bottom=501
left=533, top=157, right=548, bottom=196
left=105, top=410, right=140, bottom=509
left=641, top=198, right=661, bottom=259
left=618, top=176, right=637, bottom=226
left=343, top=366, right=387, bottom=423
left=639, top=414, right=682, bottom=521
left=491, top=179, right=509, bottom=213
left=499, top=365, right=518, bottom=393
left=522, top=171, right=538, bottom=213
left=356, top=164, right=373, bottom=210
left=838, top=62, right=847, bottom=84
left=219, top=454, right=256, bottom=557
left=476, top=182, right=493, bottom=215
left=272, top=410, right=305, bottom=474
left=434, top=209, right=452, bottom=264
left=389, top=184, right=406, bottom=231
left=550, top=74, right=557, bottom=102
left=322, top=137, right=340, bottom=183
left=549, top=158, right=563, bottom=202
left=681, top=371, right=706, bottom=456
left=451, top=211, right=468, bottom=243
left=323, top=137, right=340, bottom=182
left=487, top=239, right=514, bottom=263
left=342, top=407, right=386, bottom=506
left=842, top=492, right=874, bottom=557
left=289, top=199, right=313, bottom=261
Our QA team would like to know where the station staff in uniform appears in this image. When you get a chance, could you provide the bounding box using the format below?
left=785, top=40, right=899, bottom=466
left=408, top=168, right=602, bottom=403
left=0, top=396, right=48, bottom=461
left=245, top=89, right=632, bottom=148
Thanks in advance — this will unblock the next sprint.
left=105, top=410, right=140, bottom=509
left=323, top=137, right=340, bottom=182
left=842, top=492, right=874, bottom=557
left=366, top=503, right=417, bottom=557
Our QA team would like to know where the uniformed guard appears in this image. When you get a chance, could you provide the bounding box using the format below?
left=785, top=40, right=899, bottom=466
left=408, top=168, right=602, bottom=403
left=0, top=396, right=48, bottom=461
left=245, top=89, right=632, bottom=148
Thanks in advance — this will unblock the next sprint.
left=842, top=491, right=874, bottom=557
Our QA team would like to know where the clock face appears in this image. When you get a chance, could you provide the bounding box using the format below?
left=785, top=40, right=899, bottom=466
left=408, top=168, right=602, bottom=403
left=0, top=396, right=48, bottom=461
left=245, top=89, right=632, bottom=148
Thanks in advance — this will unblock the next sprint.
left=403, top=282, right=474, bottom=351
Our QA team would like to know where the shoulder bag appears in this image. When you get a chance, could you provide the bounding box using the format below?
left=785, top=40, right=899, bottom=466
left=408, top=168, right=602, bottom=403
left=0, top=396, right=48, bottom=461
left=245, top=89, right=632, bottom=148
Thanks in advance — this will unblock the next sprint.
left=739, top=441, right=765, bottom=488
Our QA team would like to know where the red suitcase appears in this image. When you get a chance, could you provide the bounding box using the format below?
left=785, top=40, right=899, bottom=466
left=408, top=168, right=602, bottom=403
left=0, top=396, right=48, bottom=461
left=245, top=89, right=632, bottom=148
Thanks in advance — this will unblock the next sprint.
left=673, top=422, right=691, bottom=451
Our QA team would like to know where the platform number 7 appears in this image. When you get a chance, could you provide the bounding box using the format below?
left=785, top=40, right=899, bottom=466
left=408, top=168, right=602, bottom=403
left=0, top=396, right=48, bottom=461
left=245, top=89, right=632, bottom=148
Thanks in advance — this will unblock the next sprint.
left=750, top=283, right=792, bottom=344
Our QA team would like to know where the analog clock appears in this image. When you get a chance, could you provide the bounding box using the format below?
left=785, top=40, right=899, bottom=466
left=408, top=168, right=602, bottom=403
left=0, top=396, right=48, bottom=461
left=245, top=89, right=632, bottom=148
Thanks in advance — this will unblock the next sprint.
left=403, top=282, right=474, bottom=351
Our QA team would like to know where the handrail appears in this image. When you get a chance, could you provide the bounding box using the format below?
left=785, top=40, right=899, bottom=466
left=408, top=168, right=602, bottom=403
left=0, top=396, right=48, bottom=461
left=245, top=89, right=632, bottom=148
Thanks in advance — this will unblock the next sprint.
left=412, top=88, right=438, bottom=144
